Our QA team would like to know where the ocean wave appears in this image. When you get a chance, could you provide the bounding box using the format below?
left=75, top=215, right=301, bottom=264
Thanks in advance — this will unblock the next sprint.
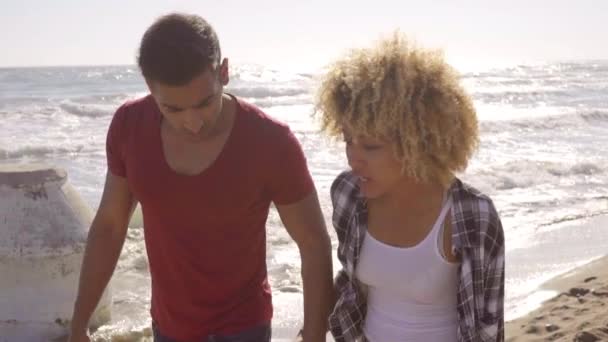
left=462, top=62, right=608, bottom=96
left=549, top=162, right=603, bottom=176
left=59, top=101, right=114, bottom=117
left=69, top=93, right=132, bottom=105
left=0, top=96, right=53, bottom=107
left=247, top=95, right=312, bottom=108
left=472, top=160, right=605, bottom=191
left=0, top=145, right=91, bottom=159
left=480, top=109, right=608, bottom=133
left=536, top=208, right=608, bottom=228
left=0, top=66, right=141, bottom=85
left=0, top=105, right=58, bottom=118
left=227, top=85, right=310, bottom=99
left=579, top=110, right=608, bottom=123
left=230, top=64, right=314, bottom=82
left=473, top=89, right=572, bottom=104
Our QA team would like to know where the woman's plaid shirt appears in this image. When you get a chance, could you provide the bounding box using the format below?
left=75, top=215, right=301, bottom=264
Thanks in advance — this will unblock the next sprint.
left=328, top=171, right=505, bottom=342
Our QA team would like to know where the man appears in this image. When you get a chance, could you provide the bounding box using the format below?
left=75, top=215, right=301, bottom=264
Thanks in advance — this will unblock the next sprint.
left=68, top=13, right=333, bottom=342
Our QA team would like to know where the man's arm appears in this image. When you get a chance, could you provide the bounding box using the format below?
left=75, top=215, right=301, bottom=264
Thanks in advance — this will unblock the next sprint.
left=69, top=171, right=137, bottom=340
left=276, top=190, right=333, bottom=342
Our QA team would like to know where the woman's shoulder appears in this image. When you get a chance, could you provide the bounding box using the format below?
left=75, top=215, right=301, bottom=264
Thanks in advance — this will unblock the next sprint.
left=330, top=170, right=359, bottom=198
left=330, top=171, right=363, bottom=221
left=450, top=178, right=504, bottom=248
left=450, top=178, right=499, bottom=216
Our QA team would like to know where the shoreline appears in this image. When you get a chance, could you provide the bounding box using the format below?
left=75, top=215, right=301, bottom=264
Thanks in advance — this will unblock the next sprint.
left=506, top=254, right=608, bottom=341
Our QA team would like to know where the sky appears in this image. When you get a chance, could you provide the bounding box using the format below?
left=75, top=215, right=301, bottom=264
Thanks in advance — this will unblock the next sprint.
left=1, top=0, right=607, bottom=71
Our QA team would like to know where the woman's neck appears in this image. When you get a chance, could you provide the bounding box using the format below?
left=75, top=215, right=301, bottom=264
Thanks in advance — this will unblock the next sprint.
left=369, top=178, right=446, bottom=215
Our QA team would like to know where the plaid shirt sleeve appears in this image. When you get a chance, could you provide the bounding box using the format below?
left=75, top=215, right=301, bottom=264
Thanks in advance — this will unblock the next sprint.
left=453, top=182, right=505, bottom=342
left=331, top=172, right=352, bottom=267
left=328, top=172, right=367, bottom=342
left=478, top=200, right=505, bottom=341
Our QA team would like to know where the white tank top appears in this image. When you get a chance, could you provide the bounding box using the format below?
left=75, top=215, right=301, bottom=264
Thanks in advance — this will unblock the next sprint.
left=356, top=195, right=459, bottom=342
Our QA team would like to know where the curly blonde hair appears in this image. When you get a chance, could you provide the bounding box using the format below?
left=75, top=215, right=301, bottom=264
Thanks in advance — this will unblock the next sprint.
left=315, top=33, right=478, bottom=187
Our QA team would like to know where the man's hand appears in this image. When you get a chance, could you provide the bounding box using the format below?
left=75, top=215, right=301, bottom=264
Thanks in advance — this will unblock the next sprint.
left=294, top=328, right=304, bottom=342
left=66, top=330, right=91, bottom=342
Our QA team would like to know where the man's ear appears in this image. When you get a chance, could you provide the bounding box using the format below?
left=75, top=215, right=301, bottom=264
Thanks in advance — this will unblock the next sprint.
left=144, top=78, right=156, bottom=94
left=219, top=58, right=229, bottom=85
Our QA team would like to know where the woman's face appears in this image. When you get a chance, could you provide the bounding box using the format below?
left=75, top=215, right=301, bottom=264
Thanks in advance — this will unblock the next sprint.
left=343, top=128, right=404, bottom=200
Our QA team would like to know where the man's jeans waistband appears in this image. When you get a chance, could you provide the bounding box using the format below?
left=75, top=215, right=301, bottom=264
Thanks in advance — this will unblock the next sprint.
left=153, top=323, right=271, bottom=342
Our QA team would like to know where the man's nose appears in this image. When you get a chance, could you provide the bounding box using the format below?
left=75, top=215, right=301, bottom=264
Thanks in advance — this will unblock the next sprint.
left=182, top=110, right=205, bottom=133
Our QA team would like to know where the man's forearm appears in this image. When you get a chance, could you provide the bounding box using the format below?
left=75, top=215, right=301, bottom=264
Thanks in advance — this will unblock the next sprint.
left=300, top=239, right=333, bottom=341
left=70, top=220, right=127, bottom=333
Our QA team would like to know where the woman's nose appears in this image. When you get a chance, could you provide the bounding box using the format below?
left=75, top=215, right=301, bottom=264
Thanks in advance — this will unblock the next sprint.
left=346, top=145, right=364, bottom=169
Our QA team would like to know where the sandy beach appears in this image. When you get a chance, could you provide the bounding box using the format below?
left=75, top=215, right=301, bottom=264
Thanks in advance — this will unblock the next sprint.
left=507, top=252, right=608, bottom=341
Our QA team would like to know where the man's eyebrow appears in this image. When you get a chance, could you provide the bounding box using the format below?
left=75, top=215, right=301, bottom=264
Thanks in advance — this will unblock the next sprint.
left=160, top=103, right=183, bottom=111
left=193, top=92, right=217, bottom=107
left=160, top=93, right=217, bottom=111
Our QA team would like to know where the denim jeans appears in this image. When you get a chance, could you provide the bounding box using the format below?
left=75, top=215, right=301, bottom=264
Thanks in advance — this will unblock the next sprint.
left=153, top=323, right=271, bottom=342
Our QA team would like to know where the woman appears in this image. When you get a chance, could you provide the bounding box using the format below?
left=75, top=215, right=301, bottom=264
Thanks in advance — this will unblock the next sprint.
left=316, top=34, right=505, bottom=342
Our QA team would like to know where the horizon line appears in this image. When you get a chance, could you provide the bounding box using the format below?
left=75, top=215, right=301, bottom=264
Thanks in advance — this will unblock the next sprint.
left=2, top=58, right=608, bottom=71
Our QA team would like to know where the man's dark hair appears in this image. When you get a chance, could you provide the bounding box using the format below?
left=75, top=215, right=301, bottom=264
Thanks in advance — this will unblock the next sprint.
left=137, top=13, right=221, bottom=86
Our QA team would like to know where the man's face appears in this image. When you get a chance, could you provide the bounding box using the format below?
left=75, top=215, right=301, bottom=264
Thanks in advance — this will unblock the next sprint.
left=147, top=59, right=229, bottom=139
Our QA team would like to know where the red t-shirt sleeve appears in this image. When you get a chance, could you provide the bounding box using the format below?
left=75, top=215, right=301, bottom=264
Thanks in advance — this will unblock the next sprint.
left=267, top=127, right=314, bottom=205
left=105, top=105, right=128, bottom=177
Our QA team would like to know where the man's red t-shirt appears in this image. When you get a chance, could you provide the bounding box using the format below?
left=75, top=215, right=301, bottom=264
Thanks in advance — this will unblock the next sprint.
left=105, top=95, right=314, bottom=341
